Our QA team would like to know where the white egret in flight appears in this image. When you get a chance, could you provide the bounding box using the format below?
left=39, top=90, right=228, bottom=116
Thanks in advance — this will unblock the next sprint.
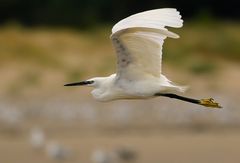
left=65, top=8, right=221, bottom=108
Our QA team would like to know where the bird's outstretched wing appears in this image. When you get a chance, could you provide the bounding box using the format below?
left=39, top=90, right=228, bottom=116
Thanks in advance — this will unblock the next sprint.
left=111, top=8, right=183, bottom=81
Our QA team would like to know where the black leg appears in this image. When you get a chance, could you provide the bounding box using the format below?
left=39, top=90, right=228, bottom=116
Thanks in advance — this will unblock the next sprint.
left=155, top=93, right=222, bottom=108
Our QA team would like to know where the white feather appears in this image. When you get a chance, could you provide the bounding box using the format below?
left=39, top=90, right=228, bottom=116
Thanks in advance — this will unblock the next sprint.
left=65, top=8, right=222, bottom=108
left=110, top=9, right=183, bottom=83
left=66, top=8, right=187, bottom=101
left=112, top=8, right=183, bottom=36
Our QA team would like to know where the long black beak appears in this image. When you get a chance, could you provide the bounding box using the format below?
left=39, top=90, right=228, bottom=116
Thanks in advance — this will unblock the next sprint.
left=64, top=80, right=94, bottom=86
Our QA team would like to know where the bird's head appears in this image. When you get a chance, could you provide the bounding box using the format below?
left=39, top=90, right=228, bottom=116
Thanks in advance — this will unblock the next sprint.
left=64, top=77, right=104, bottom=88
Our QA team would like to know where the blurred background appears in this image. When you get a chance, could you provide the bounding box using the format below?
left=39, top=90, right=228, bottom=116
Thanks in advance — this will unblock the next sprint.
left=0, top=0, right=240, bottom=163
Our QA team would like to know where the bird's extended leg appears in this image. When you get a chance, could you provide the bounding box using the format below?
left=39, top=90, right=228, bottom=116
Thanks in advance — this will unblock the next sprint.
left=155, top=93, right=222, bottom=108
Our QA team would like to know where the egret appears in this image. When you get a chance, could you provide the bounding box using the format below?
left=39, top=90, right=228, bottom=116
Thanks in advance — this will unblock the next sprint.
left=46, top=141, right=72, bottom=160
left=65, top=8, right=221, bottom=108
left=30, top=127, right=45, bottom=150
left=91, top=149, right=112, bottom=163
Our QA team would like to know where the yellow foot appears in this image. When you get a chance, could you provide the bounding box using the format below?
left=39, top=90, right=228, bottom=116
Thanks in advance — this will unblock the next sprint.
left=199, top=98, right=222, bottom=108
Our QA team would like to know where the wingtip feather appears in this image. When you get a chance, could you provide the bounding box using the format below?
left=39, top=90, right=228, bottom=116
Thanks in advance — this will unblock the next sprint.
left=112, top=8, right=183, bottom=38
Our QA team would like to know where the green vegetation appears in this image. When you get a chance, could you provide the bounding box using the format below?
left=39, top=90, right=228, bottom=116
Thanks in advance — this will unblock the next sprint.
left=164, top=21, right=240, bottom=74
left=0, top=22, right=239, bottom=96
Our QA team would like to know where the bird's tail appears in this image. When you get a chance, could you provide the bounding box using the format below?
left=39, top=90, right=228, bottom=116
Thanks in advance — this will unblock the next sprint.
left=160, top=74, right=188, bottom=93
left=175, top=84, right=189, bottom=93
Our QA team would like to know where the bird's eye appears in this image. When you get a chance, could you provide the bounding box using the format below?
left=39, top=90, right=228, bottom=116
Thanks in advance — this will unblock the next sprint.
left=87, top=80, right=94, bottom=84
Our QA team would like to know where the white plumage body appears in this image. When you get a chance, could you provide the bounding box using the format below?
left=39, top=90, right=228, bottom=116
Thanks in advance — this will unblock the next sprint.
left=89, top=8, right=185, bottom=101
left=90, top=74, right=185, bottom=101
left=65, top=8, right=222, bottom=108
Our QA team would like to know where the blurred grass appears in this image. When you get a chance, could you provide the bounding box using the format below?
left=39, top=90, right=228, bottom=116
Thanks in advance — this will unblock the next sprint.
left=1, top=22, right=240, bottom=68
left=7, top=70, right=40, bottom=96
left=166, top=21, right=240, bottom=61
left=0, top=22, right=239, bottom=96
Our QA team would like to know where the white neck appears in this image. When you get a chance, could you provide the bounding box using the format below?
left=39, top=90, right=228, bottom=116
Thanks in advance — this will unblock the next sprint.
left=90, top=74, right=117, bottom=101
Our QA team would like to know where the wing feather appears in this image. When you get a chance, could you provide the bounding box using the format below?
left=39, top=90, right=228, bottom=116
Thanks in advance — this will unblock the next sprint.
left=111, top=8, right=183, bottom=82
left=112, top=8, right=183, bottom=34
